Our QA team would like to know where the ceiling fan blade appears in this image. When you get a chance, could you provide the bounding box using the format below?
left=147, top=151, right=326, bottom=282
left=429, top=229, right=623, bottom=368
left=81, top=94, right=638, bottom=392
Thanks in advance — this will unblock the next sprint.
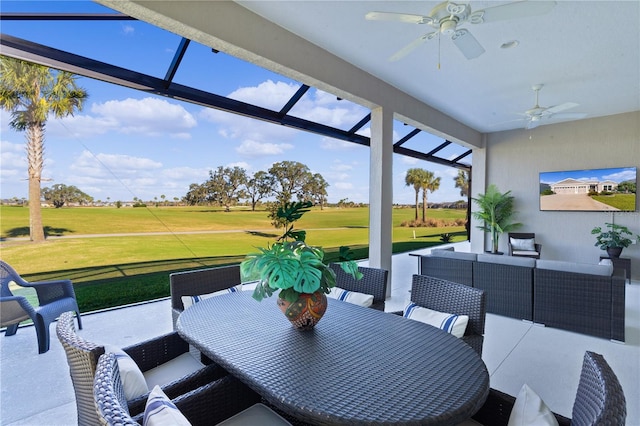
left=471, top=1, right=556, bottom=24
left=551, top=112, right=588, bottom=120
left=389, top=32, right=436, bottom=61
left=526, top=119, right=540, bottom=130
left=451, top=29, right=485, bottom=59
left=546, top=102, right=578, bottom=114
left=365, top=11, right=433, bottom=25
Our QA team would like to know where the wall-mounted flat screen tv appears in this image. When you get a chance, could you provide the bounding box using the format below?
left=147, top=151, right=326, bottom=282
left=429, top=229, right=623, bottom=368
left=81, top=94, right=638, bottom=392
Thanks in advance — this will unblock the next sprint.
left=539, top=167, right=637, bottom=211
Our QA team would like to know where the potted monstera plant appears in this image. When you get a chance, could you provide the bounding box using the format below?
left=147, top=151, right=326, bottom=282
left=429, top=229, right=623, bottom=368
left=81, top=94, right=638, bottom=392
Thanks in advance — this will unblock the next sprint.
left=591, top=222, right=639, bottom=258
left=472, top=184, right=522, bottom=254
left=241, top=201, right=362, bottom=330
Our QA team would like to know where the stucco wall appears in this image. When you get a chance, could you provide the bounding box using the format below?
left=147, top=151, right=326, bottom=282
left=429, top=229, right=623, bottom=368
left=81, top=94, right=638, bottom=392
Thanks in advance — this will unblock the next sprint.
left=480, top=111, right=640, bottom=279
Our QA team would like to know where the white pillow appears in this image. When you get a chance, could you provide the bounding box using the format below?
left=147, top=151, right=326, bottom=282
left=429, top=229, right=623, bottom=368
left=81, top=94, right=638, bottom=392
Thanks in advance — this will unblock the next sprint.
left=507, top=384, right=559, bottom=426
left=181, top=284, right=242, bottom=310
left=510, top=238, right=535, bottom=251
left=327, top=286, right=374, bottom=308
left=403, top=303, right=468, bottom=338
left=143, top=385, right=191, bottom=426
left=104, top=344, right=149, bottom=400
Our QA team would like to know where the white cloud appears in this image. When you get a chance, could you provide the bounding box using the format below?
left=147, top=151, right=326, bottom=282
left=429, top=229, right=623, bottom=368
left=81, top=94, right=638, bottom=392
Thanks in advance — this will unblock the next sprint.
left=321, top=137, right=357, bottom=151
left=70, top=150, right=163, bottom=178
left=227, top=161, right=252, bottom=171
left=236, top=140, right=294, bottom=157
left=121, top=24, right=135, bottom=35
left=334, top=182, right=354, bottom=190
left=228, top=80, right=299, bottom=110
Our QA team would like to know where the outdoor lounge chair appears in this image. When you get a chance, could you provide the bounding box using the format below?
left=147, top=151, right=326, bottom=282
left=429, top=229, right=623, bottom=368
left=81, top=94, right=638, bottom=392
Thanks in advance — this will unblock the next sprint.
left=170, top=265, right=242, bottom=328
left=508, top=232, right=542, bottom=259
left=94, top=352, right=292, bottom=426
left=471, top=351, right=626, bottom=425
left=408, top=274, right=486, bottom=356
left=329, top=263, right=388, bottom=311
left=1, top=260, right=81, bottom=354
left=56, top=311, right=225, bottom=425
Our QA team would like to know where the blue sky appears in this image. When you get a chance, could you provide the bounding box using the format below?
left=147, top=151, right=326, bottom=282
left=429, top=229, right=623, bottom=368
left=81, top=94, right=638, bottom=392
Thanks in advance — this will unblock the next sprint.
left=0, top=1, right=470, bottom=205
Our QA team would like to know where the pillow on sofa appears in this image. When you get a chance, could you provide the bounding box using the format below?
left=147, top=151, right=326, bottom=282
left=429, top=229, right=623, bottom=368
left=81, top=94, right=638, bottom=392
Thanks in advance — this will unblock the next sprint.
left=429, top=250, right=477, bottom=262
left=403, top=302, right=468, bottom=338
left=536, top=260, right=613, bottom=277
left=181, top=285, right=243, bottom=310
left=477, top=254, right=536, bottom=268
left=327, top=287, right=374, bottom=308
left=510, top=238, right=535, bottom=251
left=507, top=384, right=559, bottom=426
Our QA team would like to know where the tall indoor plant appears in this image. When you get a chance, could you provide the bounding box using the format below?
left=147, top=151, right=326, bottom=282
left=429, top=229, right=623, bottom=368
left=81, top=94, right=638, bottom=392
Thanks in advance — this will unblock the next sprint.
left=472, top=184, right=522, bottom=254
left=591, top=222, right=639, bottom=258
left=241, top=201, right=361, bottom=329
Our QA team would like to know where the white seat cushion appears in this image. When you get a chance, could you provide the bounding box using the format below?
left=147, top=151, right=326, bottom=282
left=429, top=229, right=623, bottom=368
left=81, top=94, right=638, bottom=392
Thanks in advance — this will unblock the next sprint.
left=327, top=286, right=374, bottom=308
left=216, top=403, right=291, bottom=426
left=143, top=352, right=204, bottom=390
left=144, top=385, right=191, bottom=426
left=403, top=303, right=469, bottom=338
left=510, top=238, right=536, bottom=251
left=507, top=384, right=559, bottom=426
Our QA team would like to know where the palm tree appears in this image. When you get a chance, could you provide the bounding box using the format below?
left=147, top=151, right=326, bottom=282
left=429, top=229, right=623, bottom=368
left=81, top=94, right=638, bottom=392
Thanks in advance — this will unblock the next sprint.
left=454, top=170, right=469, bottom=197
left=0, top=57, right=87, bottom=242
left=420, top=170, right=441, bottom=222
left=405, top=168, right=423, bottom=221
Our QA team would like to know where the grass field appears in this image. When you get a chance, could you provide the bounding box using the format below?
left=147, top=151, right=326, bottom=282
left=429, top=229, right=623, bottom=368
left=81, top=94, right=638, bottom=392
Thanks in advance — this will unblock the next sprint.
left=1, top=205, right=467, bottom=311
left=591, top=194, right=636, bottom=211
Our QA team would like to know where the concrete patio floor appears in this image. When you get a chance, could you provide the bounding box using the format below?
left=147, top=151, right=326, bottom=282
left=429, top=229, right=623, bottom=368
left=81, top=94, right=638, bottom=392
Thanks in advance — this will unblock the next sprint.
left=2, top=243, right=639, bottom=425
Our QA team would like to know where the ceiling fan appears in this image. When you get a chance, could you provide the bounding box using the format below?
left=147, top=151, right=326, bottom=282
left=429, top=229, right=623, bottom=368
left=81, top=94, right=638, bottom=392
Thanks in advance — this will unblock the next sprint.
left=516, top=84, right=586, bottom=129
left=365, top=1, right=556, bottom=61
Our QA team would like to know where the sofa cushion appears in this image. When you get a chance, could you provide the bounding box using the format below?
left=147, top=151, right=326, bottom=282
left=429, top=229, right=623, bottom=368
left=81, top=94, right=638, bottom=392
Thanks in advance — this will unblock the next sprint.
left=143, top=353, right=204, bottom=390
left=429, top=249, right=477, bottom=262
left=477, top=254, right=536, bottom=268
left=536, top=260, right=613, bottom=277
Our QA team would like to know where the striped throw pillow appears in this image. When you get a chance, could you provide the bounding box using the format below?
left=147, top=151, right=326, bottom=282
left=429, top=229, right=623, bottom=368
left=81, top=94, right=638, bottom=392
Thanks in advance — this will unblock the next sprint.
left=403, top=302, right=468, bottom=338
left=181, top=285, right=242, bottom=310
left=143, top=385, right=191, bottom=426
left=327, top=287, right=374, bottom=308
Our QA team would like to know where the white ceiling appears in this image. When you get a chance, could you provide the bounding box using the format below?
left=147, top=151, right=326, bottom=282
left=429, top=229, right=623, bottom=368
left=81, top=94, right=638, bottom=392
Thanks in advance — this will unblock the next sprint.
left=238, top=1, right=640, bottom=133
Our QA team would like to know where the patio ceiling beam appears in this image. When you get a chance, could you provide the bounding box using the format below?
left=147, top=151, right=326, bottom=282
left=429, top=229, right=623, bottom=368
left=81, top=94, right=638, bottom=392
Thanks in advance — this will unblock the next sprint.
left=0, top=33, right=369, bottom=145
left=394, top=146, right=470, bottom=172
left=164, top=38, right=190, bottom=88
left=426, top=140, right=452, bottom=156
left=452, top=150, right=472, bottom=163
left=0, top=12, right=135, bottom=21
left=393, top=128, right=421, bottom=148
left=278, top=84, right=309, bottom=117
left=348, top=113, right=371, bottom=134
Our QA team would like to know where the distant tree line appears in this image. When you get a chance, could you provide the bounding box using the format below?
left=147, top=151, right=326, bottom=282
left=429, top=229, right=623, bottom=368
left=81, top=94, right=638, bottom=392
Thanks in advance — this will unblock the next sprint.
left=183, top=160, right=329, bottom=213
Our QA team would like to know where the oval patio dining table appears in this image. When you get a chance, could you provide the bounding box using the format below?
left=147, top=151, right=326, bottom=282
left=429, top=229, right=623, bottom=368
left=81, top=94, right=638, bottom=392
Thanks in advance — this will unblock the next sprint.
left=176, top=291, right=489, bottom=425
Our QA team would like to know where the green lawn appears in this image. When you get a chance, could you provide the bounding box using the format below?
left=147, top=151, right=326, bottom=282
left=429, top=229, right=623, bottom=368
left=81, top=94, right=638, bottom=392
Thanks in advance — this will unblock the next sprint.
left=590, top=194, right=636, bottom=211
left=0, top=205, right=467, bottom=311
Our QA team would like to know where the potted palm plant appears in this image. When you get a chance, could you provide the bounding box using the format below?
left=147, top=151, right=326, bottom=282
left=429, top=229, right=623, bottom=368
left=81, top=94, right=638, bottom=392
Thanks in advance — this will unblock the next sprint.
left=591, top=223, right=639, bottom=258
left=472, top=184, right=522, bottom=254
left=241, top=201, right=361, bottom=330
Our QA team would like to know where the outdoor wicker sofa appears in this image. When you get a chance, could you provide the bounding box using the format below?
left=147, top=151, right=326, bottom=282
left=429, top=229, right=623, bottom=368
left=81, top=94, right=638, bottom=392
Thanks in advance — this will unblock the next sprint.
left=169, top=264, right=242, bottom=328
left=419, top=249, right=475, bottom=286
left=471, top=351, right=626, bottom=425
left=417, top=251, right=627, bottom=341
left=473, top=254, right=535, bottom=321
left=56, top=311, right=225, bottom=425
left=329, top=263, right=388, bottom=311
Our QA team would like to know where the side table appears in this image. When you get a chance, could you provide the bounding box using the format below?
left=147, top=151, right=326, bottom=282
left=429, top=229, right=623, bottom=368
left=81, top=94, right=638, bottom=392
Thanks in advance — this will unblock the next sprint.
left=600, top=256, right=631, bottom=284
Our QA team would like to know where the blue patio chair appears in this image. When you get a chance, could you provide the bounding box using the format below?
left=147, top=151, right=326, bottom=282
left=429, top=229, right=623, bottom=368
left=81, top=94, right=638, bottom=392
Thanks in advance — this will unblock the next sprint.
left=1, top=260, right=81, bottom=353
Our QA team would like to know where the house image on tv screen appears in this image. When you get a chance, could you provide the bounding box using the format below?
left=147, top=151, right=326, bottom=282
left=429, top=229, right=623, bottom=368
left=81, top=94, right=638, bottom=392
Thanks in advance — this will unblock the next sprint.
left=550, top=178, right=618, bottom=194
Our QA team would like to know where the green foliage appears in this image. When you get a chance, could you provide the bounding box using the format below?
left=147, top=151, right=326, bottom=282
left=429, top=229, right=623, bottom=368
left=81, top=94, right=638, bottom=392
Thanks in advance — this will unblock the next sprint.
left=541, top=189, right=554, bottom=196
left=241, top=201, right=361, bottom=303
left=590, top=194, right=636, bottom=211
left=591, top=222, right=639, bottom=250
left=472, top=184, right=521, bottom=253
left=42, top=183, right=93, bottom=208
left=440, top=233, right=452, bottom=243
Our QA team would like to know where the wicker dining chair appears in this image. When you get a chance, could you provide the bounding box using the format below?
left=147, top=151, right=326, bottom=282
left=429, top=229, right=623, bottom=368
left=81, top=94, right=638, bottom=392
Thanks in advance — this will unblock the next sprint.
left=409, top=274, right=486, bottom=356
left=329, top=263, right=388, bottom=311
left=1, top=260, right=81, bottom=354
left=471, top=351, right=626, bottom=425
left=94, top=352, right=291, bottom=426
left=56, top=311, right=225, bottom=425
left=169, top=265, right=242, bottom=328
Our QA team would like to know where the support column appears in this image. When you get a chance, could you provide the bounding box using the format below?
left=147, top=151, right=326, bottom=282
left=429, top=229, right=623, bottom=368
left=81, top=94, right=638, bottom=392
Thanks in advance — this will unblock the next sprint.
left=369, top=107, right=393, bottom=296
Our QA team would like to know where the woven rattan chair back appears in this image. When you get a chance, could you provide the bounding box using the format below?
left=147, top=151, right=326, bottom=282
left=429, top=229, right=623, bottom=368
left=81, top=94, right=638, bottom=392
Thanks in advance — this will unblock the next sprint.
left=571, top=351, right=626, bottom=425
left=56, top=311, right=105, bottom=426
left=410, top=274, right=486, bottom=355
left=329, top=263, right=388, bottom=311
left=94, top=352, right=139, bottom=426
left=170, top=265, right=242, bottom=327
